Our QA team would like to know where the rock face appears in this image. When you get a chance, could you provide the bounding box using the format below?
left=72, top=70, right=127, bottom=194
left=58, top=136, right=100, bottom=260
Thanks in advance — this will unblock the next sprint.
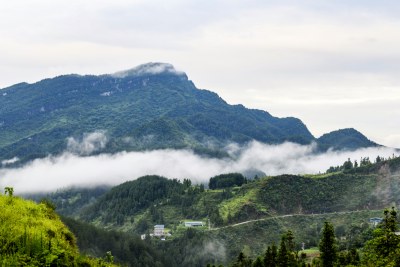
left=0, top=63, right=376, bottom=164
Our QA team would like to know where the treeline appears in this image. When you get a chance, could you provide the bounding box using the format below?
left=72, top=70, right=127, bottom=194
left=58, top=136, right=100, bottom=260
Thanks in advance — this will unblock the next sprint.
left=326, top=154, right=399, bottom=173
left=209, top=173, right=246, bottom=189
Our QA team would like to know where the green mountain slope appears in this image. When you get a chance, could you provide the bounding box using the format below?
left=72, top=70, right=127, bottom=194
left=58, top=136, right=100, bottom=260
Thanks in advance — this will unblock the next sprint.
left=317, top=128, right=378, bottom=150
left=68, top=157, right=400, bottom=234
left=0, top=191, right=116, bottom=266
left=0, top=63, right=376, bottom=164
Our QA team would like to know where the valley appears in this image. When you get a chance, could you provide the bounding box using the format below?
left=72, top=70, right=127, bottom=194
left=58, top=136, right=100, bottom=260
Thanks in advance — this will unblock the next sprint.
left=20, top=155, right=400, bottom=266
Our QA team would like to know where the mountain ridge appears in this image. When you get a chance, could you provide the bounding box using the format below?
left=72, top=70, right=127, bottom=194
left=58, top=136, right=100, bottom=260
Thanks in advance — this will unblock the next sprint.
left=0, top=63, right=378, bottom=164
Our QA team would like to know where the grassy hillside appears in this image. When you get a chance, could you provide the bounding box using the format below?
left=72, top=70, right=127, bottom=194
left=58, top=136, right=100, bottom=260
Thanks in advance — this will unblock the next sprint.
left=0, top=190, right=116, bottom=266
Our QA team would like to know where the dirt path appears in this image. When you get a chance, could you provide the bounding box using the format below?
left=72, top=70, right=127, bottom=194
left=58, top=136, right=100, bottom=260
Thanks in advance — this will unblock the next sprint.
left=211, top=209, right=381, bottom=230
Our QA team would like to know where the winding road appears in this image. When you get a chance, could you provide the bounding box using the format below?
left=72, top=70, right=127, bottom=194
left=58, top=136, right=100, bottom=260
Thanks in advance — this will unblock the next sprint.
left=211, top=209, right=381, bottom=231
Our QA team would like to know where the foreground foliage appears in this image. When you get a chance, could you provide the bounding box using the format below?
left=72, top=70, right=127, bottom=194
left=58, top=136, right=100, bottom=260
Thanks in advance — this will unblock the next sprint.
left=0, top=190, right=116, bottom=266
left=362, top=207, right=400, bottom=266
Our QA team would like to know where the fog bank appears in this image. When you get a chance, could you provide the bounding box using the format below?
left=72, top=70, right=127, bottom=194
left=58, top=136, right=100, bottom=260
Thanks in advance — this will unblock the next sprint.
left=0, top=141, right=397, bottom=193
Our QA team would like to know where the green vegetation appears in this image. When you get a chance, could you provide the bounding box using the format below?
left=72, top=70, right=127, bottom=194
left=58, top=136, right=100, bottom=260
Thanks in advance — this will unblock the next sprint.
left=319, top=221, right=337, bottom=267
left=14, top=155, right=400, bottom=266
left=61, top=217, right=168, bottom=267
left=318, top=128, right=378, bottom=151
left=0, top=63, right=376, bottom=164
left=362, top=207, right=400, bottom=266
left=223, top=208, right=399, bottom=267
left=209, top=173, right=246, bottom=190
left=0, top=188, right=116, bottom=266
left=25, top=185, right=110, bottom=217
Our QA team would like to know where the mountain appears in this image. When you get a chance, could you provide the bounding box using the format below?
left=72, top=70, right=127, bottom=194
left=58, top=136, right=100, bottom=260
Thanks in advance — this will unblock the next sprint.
left=0, top=63, right=376, bottom=164
left=317, top=128, right=378, bottom=150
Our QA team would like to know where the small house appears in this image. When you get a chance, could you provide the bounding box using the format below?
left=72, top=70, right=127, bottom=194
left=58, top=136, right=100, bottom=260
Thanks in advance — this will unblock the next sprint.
left=369, top=217, right=383, bottom=227
left=154, top=225, right=165, bottom=236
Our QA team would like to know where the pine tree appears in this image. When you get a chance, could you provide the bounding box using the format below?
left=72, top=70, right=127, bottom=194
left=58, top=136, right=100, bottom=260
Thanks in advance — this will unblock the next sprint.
left=277, top=236, right=289, bottom=267
left=319, top=221, right=337, bottom=267
left=264, top=245, right=278, bottom=267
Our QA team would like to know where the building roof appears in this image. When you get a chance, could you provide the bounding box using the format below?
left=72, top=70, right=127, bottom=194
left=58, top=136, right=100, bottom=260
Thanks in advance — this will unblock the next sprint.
left=184, top=221, right=204, bottom=226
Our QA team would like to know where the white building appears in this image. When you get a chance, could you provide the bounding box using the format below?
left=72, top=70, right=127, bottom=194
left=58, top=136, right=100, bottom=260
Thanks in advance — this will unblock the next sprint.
left=184, top=221, right=204, bottom=227
left=154, top=225, right=165, bottom=236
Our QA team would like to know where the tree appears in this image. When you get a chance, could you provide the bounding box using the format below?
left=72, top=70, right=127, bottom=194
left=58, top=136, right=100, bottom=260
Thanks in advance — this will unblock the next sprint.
left=362, top=208, right=400, bottom=266
left=199, top=184, right=205, bottom=192
left=4, top=187, right=13, bottom=197
left=233, top=252, right=252, bottom=267
left=277, top=236, right=289, bottom=267
left=264, top=244, right=278, bottom=267
left=264, top=246, right=272, bottom=267
left=252, top=256, right=263, bottom=267
left=383, top=207, right=398, bottom=233
left=343, top=158, right=353, bottom=170
left=354, top=160, right=358, bottom=168
left=285, top=230, right=295, bottom=252
left=319, top=221, right=337, bottom=267
left=183, top=178, right=192, bottom=189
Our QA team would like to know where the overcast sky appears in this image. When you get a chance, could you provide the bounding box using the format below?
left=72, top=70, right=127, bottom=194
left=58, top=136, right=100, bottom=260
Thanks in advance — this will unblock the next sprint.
left=1, top=0, right=399, bottom=147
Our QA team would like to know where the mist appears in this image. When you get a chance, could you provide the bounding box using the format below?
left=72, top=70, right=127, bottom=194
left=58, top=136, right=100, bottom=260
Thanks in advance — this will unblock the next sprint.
left=0, top=141, right=397, bottom=194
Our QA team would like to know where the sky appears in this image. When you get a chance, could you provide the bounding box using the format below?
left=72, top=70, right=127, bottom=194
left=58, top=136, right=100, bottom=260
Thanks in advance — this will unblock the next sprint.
left=0, top=0, right=399, bottom=148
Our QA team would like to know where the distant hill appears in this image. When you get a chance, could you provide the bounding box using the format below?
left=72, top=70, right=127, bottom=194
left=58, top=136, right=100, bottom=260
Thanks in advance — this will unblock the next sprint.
left=317, top=128, right=378, bottom=150
left=61, top=156, right=400, bottom=233
left=0, top=63, right=377, bottom=164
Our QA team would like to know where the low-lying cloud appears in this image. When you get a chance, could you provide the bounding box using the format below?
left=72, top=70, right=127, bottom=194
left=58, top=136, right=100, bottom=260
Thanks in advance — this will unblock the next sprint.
left=1, top=157, right=19, bottom=166
left=66, top=131, right=108, bottom=155
left=112, top=62, right=184, bottom=78
left=0, top=141, right=397, bottom=194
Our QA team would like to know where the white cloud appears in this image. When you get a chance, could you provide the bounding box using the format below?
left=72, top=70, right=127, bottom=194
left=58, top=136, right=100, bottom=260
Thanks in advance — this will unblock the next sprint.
left=111, top=62, right=184, bottom=78
left=66, top=131, right=108, bottom=155
left=0, top=141, right=397, bottom=194
left=1, top=157, right=19, bottom=166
